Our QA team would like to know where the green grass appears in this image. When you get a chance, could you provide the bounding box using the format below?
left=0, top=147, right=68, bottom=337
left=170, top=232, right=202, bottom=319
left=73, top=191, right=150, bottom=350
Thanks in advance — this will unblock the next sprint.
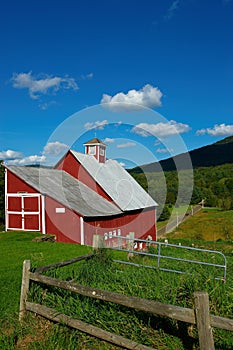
left=0, top=230, right=232, bottom=349
left=167, top=208, right=233, bottom=241
left=0, top=231, right=91, bottom=323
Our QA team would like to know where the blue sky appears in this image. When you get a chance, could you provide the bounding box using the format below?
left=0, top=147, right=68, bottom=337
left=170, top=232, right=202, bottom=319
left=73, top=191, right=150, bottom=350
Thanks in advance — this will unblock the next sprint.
left=1, top=0, right=233, bottom=168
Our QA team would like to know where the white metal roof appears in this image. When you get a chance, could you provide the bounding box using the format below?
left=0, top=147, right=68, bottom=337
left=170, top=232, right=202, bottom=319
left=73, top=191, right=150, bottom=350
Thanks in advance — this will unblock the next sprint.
left=70, top=150, right=158, bottom=211
left=7, top=166, right=122, bottom=217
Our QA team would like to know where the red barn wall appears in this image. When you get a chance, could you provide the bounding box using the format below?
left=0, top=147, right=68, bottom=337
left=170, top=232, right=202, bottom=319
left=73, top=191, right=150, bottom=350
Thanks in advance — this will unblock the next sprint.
left=7, top=171, right=38, bottom=194
left=45, top=196, right=81, bottom=244
left=83, top=208, right=156, bottom=246
left=6, top=170, right=43, bottom=232
left=55, top=152, right=113, bottom=203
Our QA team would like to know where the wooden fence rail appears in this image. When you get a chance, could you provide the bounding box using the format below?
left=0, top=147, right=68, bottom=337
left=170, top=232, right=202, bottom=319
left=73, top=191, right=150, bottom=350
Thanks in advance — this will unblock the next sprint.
left=19, top=257, right=233, bottom=350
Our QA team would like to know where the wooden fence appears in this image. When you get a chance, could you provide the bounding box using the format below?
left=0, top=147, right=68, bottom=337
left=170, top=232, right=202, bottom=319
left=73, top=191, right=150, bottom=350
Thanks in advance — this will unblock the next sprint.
left=19, top=253, right=233, bottom=350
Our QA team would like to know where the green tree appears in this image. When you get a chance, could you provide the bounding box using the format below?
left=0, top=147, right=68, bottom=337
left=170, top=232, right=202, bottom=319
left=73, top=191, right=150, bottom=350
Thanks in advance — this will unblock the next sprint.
left=158, top=205, right=170, bottom=221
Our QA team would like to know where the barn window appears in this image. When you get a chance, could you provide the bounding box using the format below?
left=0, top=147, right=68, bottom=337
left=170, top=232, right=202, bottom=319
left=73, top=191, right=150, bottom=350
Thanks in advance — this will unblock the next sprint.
left=99, top=146, right=105, bottom=156
left=89, top=146, right=96, bottom=155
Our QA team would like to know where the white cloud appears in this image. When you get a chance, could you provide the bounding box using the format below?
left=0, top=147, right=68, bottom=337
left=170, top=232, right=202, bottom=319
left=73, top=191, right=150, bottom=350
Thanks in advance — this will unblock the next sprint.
left=103, top=137, right=115, bottom=144
left=84, top=120, right=108, bottom=130
left=101, top=84, right=163, bottom=111
left=117, top=142, right=136, bottom=148
left=81, top=72, right=93, bottom=80
left=7, top=155, right=46, bottom=165
left=196, top=123, right=233, bottom=136
left=156, top=147, right=174, bottom=154
left=165, top=0, right=180, bottom=20
left=1, top=149, right=46, bottom=165
left=118, top=161, right=126, bottom=167
left=0, top=150, right=22, bottom=160
left=39, top=101, right=57, bottom=110
left=11, top=71, right=78, bottom=99
left=132, top=120, right=190, bottom=137
left=43, top=141, right=69, bottom=155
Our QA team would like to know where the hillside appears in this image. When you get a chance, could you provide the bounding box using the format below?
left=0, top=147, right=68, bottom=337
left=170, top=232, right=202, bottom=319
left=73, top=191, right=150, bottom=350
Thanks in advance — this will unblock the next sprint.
left=129, top=135, right=233, bottom=174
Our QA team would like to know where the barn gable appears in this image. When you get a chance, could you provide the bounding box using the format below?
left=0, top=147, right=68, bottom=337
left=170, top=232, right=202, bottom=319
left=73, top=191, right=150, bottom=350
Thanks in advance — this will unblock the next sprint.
left=68, top=149, right=157, bottom=211
left=55, top=150, right=114, bottom=203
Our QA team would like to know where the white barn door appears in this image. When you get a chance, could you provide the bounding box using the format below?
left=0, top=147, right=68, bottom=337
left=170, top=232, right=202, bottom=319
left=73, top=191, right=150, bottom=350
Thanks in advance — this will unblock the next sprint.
left=6, top=193, right=41, bottom=231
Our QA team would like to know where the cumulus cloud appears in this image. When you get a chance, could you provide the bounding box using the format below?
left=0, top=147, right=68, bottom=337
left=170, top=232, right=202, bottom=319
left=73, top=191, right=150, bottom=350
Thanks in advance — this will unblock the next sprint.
left=84, top=120, right=108, bottom=130
left=101, top=84, right=163, bottom=111
left=11, top=71, right=78, bottom=99
left=0, top=150, right=23, bottom=160
left=0, top=148, right=47, bottom=165
left=132, top=120, right=190, bottom=137
left=196, top=123, right=233, bottom=136
left=42, top=141, right=69, bottom=155
left=6, top=155, right=46, bottom=165
left=103, top=137, right=115, bottom=144
left=117, top=142, right=136, bottom=148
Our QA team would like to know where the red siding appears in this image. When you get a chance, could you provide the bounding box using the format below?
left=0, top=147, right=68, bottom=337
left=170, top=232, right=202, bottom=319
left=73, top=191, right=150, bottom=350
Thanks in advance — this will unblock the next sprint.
left=83, top=209, right=156, bottom=246
left=6, top=170, right=42, bottom=232
left=45, top=196, right=81, bottom=244
left=55, top=151, right=113, bottom=203
left=7, top=171, right=38, bottom=194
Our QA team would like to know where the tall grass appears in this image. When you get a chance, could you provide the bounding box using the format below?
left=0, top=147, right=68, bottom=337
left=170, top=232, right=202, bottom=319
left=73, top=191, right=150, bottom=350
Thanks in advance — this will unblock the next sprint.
left=0, top=231, right=232, bottom=349
left=29, top=247, right=233, bottom=349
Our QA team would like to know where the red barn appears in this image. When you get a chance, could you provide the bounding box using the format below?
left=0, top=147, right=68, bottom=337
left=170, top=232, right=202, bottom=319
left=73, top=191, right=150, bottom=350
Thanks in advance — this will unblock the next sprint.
left=5, top=138, right=157, bottom=246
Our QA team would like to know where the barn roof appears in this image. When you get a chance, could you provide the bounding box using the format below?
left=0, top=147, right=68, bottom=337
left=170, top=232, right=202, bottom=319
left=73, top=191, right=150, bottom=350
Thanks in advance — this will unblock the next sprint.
left=84, top=137, right=106, bottom=145
left=70, top=150, right=158, bottom=211
left=7, top=166, right=122, bottom=217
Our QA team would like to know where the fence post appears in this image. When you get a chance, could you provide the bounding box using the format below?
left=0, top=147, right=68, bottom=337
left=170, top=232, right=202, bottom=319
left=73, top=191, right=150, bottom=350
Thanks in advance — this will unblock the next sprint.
left=126, top=232, right=134, bottom=260
left=92, top=234, right=105, bottom=250
left=194, top=291, right=215, bottom=350
left=19, top=259, right=31, bottom=322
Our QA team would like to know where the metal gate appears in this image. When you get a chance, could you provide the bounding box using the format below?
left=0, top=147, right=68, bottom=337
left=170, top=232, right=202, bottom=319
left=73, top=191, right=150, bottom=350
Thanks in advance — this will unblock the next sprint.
left=106, top=235, right=227, bottom=281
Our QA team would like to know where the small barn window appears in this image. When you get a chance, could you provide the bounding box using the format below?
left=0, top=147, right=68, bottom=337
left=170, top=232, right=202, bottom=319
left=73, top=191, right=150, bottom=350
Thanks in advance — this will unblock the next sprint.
left=100, top=146, right=105, bottom=156
left=89, top=146, right=96, bottom=155
left=56, top=208, right=65, bottom=213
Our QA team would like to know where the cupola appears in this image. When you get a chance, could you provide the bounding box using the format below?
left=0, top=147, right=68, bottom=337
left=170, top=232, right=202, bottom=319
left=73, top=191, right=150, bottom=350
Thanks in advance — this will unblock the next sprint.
left=84, top=138, right=106, bottom=163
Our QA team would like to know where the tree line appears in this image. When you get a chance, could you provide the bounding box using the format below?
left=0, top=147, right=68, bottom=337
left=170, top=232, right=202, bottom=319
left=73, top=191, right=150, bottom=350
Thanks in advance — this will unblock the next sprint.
left=131, top=163, right=233, bottom=220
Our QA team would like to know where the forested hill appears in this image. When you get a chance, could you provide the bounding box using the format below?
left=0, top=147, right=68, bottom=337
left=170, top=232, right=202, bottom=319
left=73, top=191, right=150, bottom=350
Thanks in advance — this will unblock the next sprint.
left=129, top=136, right=233, bottom=174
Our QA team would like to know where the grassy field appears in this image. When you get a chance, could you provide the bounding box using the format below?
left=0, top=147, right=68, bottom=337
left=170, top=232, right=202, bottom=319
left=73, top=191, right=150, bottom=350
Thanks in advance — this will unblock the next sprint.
left=167, top=208, right=233, bottom=241
left=0, top=216, right=232, bottom=349
left=0, top=232, right=91, bottom=323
